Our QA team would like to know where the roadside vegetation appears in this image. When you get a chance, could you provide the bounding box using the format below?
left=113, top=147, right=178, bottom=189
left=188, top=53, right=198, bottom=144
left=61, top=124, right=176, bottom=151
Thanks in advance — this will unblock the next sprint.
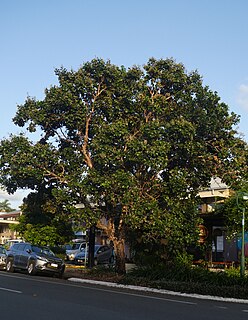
left=69, top=262, right=248, bottom=300
left=122, top=264, right=248, bottom=299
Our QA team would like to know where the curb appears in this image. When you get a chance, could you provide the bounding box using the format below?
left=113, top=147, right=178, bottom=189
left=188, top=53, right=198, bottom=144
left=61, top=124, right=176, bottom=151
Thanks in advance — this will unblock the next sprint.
left=68, top=277, right=248, bottom=304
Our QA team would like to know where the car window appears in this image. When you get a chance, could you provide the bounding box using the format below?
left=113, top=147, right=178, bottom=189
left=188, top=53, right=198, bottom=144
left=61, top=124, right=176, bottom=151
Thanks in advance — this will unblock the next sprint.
left=41, top=247, right=55, bottom=256
left=31, top=246, right=42, bottom=254
left=71, top=243, right=85, bottom=250
left=18, top=243, right=26, bottom=251
left=95, top=246, right=103, bottom=253
left=11, top=244, right=20, bottom=250
left=0, top=247, right=6, bottom=254
left=64, top=244, right=72, bottom=250
left=24, top=244, right=31, bottom=252
left=31, top=245, right=55, bottom=256
left=71, top=243, right=80, bottom=250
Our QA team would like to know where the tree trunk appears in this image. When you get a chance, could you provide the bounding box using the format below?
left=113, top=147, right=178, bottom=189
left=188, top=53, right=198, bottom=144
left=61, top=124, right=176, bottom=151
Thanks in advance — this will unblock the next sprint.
left=87, top=225, right=95, bottom=269
left=97, top=216, right=126, bottom=274
left=113, top=238, right=126, bottom=274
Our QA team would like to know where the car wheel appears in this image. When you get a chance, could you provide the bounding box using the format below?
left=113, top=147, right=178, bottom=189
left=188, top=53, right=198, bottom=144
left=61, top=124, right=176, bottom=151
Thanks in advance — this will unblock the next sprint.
left=109, top=256, right=115, bottom=264
left=6, top=259, right=14, bottom=273
left=57, top=265, right=65, bottom=279
left=27, top=261, right=36, bottom=275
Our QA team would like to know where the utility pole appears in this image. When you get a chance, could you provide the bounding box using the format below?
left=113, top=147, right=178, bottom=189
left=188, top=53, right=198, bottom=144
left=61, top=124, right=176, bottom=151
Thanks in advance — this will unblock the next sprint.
left=87, top=225, right=95, bottom=268
left=236, top=192, right=248, bottom=277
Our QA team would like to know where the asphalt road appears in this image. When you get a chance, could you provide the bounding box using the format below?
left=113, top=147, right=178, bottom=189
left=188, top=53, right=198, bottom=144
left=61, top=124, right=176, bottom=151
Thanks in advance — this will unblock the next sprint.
left=0, top=270, right=248, bottom=320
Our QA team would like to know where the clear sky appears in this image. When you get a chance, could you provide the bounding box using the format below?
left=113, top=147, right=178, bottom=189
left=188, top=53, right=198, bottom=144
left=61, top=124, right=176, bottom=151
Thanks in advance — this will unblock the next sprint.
left=1, top=0, right=248, bottom=209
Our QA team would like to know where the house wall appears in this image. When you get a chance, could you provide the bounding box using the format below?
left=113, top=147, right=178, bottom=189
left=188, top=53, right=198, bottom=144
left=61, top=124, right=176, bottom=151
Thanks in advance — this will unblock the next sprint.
left=198, top=179, right=238, bottom=263
left=0, top=211, right=21, bottom=244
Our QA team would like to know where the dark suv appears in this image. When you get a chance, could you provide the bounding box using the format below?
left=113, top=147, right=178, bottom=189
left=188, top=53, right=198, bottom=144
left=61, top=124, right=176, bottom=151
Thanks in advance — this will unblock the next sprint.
left=6, top=242, right=65, bottom=277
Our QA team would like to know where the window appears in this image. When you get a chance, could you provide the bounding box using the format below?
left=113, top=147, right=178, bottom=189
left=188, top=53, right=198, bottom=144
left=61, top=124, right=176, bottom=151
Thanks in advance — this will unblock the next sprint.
left=18, top=243, right=26, bottom=251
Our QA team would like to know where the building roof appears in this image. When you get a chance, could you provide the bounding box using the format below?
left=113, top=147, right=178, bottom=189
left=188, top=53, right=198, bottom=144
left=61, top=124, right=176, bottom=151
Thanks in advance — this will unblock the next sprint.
left=0, top=210, right=21, bottom=219
left=209, top=177, right=229, bottom=190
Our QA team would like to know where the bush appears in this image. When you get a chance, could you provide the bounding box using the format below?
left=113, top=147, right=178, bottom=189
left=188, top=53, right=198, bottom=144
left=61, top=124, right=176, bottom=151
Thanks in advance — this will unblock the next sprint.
left=50, top=246, right=66, bottom=255
left=119, top=263, right=248, bottom=298
left=50, top=246, right=66, bottom=260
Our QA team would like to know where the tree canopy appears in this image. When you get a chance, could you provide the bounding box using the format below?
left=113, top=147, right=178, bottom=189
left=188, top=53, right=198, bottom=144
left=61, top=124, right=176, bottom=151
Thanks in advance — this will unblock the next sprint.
left=215, top=185, right=248, bottom=239
left=0, top=57, right=247, bottom=273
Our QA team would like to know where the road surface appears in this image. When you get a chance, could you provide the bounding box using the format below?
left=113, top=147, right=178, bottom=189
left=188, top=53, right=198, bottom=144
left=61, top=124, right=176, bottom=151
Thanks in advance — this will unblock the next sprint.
left=0, top=271, right=247, bottom=319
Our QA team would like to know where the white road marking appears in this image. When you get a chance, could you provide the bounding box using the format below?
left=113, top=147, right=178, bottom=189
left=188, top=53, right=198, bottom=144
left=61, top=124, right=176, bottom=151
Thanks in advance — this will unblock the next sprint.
left=80, top=284, right=197, bottom=305
left=0, top=286, right=22, bottom=294
left=1, top=271, right=248, bottom=306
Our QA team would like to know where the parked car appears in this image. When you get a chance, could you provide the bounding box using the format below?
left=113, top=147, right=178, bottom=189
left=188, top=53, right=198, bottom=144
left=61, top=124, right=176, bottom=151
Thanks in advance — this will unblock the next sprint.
left=0, top=246, right=7, bottom=269
left=62, top=243, right=72, bottom=251
left=4, top=239, right=23, bottom=250
left=74, top=245, right=114, bottom=266
left=6, top=242, right=65, bottom=277
left=65, top=242, right=86, bottom=261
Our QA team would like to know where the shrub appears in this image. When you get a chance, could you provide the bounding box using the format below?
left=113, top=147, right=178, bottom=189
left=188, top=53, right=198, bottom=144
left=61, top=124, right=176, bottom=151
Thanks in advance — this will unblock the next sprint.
left=136, top=263, right=247, bottom=284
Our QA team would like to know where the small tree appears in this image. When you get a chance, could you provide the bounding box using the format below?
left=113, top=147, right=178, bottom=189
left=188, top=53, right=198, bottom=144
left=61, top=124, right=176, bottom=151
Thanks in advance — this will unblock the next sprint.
left=215, top=184, right=248, bottom=239
left=21, top=224, right=62, bottom=247
left=0, top=199, right=15, bottom=212
left=12, top=188, right=74, bottom=245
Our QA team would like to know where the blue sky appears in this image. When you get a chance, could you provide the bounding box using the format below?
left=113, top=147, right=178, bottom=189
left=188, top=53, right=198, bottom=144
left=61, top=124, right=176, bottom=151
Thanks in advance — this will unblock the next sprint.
left=1, top=0, right=248, bottom=208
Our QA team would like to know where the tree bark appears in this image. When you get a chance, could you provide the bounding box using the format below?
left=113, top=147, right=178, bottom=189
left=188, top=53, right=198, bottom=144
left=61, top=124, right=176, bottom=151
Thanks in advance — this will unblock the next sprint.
left=113, top=238, right=126, bottom=274
left=97, top=216, right=126, bottom=274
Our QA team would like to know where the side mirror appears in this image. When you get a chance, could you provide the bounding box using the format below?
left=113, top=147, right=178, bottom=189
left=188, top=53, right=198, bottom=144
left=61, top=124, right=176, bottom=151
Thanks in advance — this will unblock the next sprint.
left=26, top=249, right=31, bottom=254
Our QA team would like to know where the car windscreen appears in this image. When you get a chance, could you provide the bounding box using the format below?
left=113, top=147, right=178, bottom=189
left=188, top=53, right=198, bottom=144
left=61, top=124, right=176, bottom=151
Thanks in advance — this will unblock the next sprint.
left=81, top=245, right=101, bottom=253
left=71, top=243, right=85, bottom=250
left=31, top=245, right=55, bottom=256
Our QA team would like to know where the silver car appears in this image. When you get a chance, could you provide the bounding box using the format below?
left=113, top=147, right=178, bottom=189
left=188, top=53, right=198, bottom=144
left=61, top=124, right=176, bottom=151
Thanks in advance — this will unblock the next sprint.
left=6, top=242, right=65, bottom=277
left=74, top=245, right=114, bottom=266
left=0, top=246, right=7, bottom=269
left=65, top=242, right=86, bottom=261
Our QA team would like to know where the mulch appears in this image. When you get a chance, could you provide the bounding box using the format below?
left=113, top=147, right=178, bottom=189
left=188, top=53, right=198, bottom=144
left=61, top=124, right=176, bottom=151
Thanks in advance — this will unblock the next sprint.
left=63, top=265, right=124, bottom=283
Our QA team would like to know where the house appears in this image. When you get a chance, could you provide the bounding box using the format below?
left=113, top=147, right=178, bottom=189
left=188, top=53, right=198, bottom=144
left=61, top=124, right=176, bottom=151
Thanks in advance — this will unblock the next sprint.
left=0, top=211, right=21, bottom=244
left=198, top=178, right=238, bottom=265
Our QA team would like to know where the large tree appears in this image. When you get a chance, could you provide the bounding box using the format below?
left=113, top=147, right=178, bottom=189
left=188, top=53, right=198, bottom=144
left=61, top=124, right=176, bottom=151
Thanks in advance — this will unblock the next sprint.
left=0, top=58, right=246, bottom=273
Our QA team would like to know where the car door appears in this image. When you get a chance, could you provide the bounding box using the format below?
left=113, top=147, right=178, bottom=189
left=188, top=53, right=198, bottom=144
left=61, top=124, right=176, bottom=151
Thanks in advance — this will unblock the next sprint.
left=14, top=243, right=26, bottom=268
left=18, top=244, right=31, bottom=269
left=96, top=246, right=110, bottom=263
left=10, top=243, right=21, bottom=267
left=103, top=246, right=113, bottom=262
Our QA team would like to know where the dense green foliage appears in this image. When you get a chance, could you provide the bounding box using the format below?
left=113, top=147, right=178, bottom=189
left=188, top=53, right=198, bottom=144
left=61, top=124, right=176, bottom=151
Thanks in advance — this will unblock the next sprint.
left=215, top=186, right=248, bottom=239
left=11, top=189, right=74, bottom=246
left=121, top=264, right=248, bottom=299
left=0, top=57, right=247, bottom=272
left=72, top=263, right=248, bottom=299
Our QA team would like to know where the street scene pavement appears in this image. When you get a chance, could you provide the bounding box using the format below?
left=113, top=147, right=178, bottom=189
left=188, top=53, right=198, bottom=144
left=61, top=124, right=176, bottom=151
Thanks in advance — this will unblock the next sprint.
left=1, top=270, right=248, bottom=320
